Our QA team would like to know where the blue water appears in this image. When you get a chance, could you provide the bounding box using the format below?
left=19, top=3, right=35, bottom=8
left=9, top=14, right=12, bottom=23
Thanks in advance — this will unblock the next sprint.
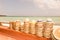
left=0, top=16, right=60, bottom=24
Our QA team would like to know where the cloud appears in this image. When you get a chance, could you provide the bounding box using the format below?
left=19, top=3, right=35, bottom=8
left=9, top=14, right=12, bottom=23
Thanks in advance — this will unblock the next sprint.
left=33, top=0, right=60, bottom=9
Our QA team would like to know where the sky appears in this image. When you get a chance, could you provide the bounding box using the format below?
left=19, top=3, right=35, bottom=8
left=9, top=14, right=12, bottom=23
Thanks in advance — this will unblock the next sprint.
left=0, top=0, right=60, bottom=16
